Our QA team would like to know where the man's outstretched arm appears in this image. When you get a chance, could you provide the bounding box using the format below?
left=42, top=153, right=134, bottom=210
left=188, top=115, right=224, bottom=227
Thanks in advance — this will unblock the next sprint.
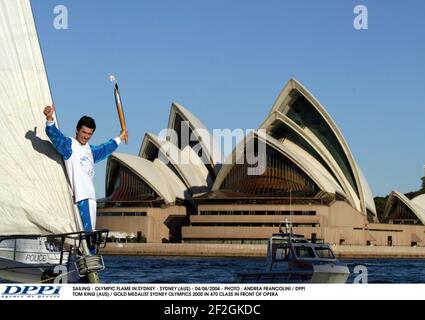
left=90, top=130, right=127, bottom=164
left=44, top=106, right=72, bottom=160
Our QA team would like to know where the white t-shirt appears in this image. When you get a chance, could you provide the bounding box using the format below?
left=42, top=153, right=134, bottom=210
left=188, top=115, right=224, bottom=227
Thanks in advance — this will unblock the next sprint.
left=65, top=137, right=96, bottom=202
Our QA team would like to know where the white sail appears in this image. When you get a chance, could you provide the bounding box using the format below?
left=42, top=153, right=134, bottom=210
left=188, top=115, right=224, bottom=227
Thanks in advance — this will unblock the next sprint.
left=0, top=0, right=80, bottom=235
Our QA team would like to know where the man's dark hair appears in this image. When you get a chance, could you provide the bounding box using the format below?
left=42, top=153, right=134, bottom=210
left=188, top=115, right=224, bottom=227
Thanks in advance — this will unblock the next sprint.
left=77, top=116, right=96, bottom=132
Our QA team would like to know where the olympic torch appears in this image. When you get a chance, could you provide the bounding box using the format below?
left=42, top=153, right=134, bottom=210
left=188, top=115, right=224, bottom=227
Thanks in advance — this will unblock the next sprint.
left=109, top=74, right=128, bottom=144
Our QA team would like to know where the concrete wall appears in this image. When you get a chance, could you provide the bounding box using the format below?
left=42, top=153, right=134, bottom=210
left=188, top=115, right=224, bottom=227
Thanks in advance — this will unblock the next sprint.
left=101, top=243, right=267, bottom=257
left=97, top=201, right=425, bottom=248
left=182, top=201, right=425, bottom=247
left=97, top=205, right=186, bottom=243
left=366, top=223, right=425, bottom=246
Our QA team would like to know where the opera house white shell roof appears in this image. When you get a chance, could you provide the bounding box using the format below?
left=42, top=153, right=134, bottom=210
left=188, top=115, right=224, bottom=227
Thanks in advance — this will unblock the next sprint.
left=260, top=78, right=376, bottom=219
left=212, top=131, right=346, bottom=197
left=106, top=153, right=185, bottom=205
left=104, top=80, right=376, bottom=221
left=168, top=102, right=223, bottom=173
left=383, top=191, right=425, bottom=225
left=139, top=132, right=211, bottom=192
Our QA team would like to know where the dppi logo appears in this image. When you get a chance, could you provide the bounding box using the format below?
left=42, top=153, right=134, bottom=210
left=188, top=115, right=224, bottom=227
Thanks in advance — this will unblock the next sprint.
left=2, top=286, right=61, bottom=298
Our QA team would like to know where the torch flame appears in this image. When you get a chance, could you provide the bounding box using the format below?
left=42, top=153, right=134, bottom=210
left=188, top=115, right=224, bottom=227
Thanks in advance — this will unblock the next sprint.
left=109, top=74, right=117, bottom=84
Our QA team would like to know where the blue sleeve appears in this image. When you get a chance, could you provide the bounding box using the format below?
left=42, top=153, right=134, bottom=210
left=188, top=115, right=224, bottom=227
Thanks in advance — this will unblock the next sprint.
left=45, top=123, right=72, bottom=160
left=90, top=139, right=119, bottom=164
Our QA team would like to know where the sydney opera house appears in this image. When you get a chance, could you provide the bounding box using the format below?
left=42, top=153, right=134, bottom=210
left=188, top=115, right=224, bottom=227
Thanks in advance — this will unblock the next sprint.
left=97, top=79, right=425, bottom=247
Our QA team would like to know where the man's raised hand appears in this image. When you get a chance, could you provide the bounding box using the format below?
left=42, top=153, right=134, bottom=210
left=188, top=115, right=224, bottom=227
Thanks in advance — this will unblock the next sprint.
left=119, top=129, right=128, bottom=142
left=43, top=105, right=55, bottom=121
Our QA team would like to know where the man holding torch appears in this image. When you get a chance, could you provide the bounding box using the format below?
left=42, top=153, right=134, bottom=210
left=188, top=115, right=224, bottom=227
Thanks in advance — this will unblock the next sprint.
left=43, top=105, right=128, bottom=233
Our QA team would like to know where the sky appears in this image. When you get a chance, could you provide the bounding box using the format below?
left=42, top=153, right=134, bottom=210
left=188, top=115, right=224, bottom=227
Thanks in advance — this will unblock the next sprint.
left=31, top=0, right=425, bottom=198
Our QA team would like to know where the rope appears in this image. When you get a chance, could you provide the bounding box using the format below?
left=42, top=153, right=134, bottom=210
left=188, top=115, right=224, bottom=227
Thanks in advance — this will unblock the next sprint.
left=76, top=255, right=104, bottom=276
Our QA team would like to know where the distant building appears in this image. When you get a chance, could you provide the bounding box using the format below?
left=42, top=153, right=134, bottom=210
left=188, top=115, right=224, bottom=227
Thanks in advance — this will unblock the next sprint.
left=97, top=79, right=425, bottom=247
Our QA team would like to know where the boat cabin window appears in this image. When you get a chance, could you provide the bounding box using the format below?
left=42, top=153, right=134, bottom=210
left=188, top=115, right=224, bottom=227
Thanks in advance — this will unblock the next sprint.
left=275, top=248, right=289, bottom=261
left=315, top=247, right=335, bottom=259
left=295, top=246, right=315, bottom=258
left=0, top=239, right=15, bottom=248
left=45, top=240, right=61, bottom=252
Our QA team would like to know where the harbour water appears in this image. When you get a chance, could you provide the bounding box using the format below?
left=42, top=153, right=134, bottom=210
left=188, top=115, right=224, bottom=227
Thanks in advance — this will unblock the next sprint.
left=101, top=256, right=425, bottom=283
